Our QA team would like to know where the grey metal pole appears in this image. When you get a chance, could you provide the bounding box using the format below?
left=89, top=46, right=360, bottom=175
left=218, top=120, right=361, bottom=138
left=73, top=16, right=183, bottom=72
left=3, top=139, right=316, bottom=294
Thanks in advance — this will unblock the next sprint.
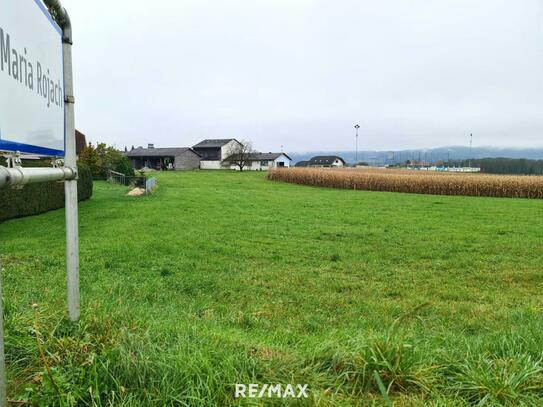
left=43, top=0, right=79, bottom=321
left=62, top=25, right=79, bottom=322
left=0, top=166, right=76, bottom=188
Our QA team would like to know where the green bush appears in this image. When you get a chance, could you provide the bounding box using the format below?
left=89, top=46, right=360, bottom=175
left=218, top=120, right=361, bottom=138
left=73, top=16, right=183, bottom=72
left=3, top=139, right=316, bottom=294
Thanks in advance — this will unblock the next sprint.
left=77, top=164, right=93, bottom=202
left=79, top=142, right=134, bottom=179
left=0, top=163, right=93, bottom=223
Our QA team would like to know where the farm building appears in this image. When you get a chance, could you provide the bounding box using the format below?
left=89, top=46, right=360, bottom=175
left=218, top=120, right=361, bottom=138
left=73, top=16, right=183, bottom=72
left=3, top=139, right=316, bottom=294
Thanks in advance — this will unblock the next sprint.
left=225, top=152, right=292, bottom=170
left=192, top=139, right=243, bottom=169
left=124, top=139, right=291, bottom=171
left=309, top=156, right=346, bottom=168
left=125, top=145, right=201, bottom=170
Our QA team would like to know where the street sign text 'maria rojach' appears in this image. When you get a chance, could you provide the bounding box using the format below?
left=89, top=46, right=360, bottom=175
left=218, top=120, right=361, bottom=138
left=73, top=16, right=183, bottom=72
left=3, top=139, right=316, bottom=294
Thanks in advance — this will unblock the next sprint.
left=0, top=0, right=65, bottom=156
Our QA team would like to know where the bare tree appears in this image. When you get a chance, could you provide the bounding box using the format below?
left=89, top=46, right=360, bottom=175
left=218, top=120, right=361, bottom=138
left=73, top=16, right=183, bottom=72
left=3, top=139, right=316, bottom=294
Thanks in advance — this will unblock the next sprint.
left=222, top=140, right=256, bottom=171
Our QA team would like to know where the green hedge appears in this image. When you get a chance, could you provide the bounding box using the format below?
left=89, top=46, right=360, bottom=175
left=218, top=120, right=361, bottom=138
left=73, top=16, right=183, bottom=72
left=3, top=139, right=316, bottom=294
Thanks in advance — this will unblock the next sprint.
left=0, top=163, right=93, bottom=222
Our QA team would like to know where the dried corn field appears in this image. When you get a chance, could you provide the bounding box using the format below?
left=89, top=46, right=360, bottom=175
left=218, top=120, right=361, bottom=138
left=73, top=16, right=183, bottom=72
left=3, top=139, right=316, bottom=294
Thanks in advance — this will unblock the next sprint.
left=268, top=167, right=543, bottom=198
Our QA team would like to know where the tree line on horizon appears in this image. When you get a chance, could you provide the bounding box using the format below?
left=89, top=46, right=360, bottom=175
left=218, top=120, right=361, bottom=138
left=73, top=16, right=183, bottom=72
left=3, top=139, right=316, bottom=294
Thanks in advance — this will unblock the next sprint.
left=410, top=157, right=543, bottom=175
left=456, top=158, right=543, bottom=175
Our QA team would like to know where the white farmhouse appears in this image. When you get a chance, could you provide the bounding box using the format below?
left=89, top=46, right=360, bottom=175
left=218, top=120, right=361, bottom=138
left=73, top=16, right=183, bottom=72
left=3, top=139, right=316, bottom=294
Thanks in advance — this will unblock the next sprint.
left=309, top=156, right=346, bottom=167
left=192, top=139, right=243, bottom=169
left=225, top=152, right=292, bottom=171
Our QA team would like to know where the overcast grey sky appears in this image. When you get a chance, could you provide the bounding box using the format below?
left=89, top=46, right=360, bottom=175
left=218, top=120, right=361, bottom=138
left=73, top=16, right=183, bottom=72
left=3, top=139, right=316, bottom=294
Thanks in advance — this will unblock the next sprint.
left=62, top=0, right=543, bottom=152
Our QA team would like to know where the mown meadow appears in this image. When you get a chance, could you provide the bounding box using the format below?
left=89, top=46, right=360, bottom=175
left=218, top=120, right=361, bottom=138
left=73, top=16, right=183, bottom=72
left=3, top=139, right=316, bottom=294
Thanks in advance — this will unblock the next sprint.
left=0, top=171, right=542, bottom=406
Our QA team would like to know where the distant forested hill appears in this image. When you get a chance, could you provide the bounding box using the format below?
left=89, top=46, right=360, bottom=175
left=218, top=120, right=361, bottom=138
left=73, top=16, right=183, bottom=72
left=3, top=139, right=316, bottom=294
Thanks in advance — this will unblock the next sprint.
left=290, top=147, right=543, bottom=166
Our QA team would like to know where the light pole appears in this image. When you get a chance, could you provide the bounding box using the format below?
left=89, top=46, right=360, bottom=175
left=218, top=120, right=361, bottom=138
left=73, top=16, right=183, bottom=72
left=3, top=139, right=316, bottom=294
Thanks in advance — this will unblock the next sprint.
left=354, top=124, right=360, bottom=166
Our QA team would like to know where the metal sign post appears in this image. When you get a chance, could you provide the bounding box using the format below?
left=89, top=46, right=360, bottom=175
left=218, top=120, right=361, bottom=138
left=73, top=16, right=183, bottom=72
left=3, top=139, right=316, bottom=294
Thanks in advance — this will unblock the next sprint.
left=0, top=0, right=78, bottom=403
left=56, top=0, right=80, bottom=322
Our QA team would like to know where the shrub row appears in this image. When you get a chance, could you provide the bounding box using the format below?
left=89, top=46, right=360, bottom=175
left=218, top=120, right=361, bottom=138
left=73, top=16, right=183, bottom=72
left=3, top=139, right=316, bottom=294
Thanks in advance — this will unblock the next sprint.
left=0, top=163, right=93, bottom=222
left=268, top=168, right=543, bottom=199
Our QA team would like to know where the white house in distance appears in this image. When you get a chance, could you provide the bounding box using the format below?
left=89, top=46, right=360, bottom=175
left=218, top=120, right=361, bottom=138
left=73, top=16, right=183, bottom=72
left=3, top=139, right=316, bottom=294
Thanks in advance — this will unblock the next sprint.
left=308, top=156, right=346, bottom=168
left=225, top=152, right=292, bottom=171
left=192, top=139, right=243, bottom=169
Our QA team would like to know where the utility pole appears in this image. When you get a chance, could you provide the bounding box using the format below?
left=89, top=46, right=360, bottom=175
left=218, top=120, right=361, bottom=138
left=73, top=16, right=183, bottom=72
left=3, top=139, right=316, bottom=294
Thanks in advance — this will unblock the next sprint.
left=354, top=124, right=360, bottom=166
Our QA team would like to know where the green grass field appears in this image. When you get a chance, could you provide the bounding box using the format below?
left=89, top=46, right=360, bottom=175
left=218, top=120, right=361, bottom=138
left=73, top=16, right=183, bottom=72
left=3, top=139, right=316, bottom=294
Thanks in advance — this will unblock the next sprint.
left=1, top=171, right=542, bottom=406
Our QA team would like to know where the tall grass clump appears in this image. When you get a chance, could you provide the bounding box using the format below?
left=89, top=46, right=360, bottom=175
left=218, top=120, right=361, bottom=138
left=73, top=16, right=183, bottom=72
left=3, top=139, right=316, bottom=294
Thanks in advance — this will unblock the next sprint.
left=6, top=309, right=262, bottom=406
left=305, top=305, right=439, bottom=402
left=268, top=168, right=543, bottom=198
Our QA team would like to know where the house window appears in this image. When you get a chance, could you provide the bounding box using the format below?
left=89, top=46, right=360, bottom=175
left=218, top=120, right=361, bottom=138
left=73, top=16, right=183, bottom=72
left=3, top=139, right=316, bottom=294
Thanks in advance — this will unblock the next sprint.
left=277, top=162, right=285, bottom=167
left=261, top=161, right=269, bottom=166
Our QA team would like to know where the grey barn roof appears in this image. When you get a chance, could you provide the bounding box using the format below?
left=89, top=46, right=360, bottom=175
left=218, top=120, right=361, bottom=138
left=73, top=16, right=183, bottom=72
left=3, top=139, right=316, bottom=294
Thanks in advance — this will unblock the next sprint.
left=309, top=156, right=346, bottom=166
left=192, top=139, right=238, bottom=148
left=125, top=147, right=200, bottom=158
left=295, top=160, right=309, bottom=167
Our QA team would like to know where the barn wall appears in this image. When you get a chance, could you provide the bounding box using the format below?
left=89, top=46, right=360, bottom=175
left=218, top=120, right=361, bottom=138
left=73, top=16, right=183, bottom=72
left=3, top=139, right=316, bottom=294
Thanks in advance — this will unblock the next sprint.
left=174, top=150, right=201, bottom=170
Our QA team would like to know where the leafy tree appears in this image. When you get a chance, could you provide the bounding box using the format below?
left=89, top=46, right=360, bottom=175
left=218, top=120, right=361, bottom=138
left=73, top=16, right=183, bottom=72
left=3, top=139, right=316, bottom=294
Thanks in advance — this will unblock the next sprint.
left=112, top=155, right=135, bottom=177
left=78, top=143, right=101, bottom=178
left=79, top=142, right=134, bottom=179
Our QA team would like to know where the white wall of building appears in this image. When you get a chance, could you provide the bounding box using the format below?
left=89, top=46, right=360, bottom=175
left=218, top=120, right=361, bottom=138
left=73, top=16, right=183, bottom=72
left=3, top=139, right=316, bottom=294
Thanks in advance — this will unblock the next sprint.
left=274, top=155, right=291, bottom=168
left=229, top=154, right=292, bottom=171
left=310, top=158, right=345, bottom=168
left=221, top=140, right=243, bottom=161
left=200, top=160, right=222, bottom=169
